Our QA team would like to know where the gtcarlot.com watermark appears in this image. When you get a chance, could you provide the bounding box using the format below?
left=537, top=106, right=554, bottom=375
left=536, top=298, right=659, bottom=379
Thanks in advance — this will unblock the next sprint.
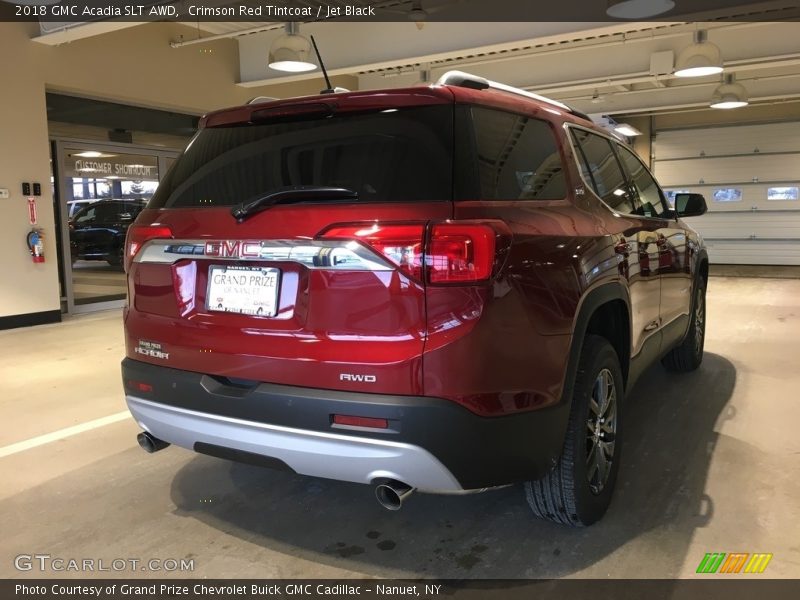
left=14, top=554, right=194, bottom=573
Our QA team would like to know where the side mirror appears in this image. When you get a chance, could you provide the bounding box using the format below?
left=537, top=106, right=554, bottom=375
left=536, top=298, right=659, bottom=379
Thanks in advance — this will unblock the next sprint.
left=674, top=193, right=707, bottom=218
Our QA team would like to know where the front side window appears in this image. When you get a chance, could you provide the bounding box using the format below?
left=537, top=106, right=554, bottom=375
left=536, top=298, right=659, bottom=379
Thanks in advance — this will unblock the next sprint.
left=467, top=107, right=566, bottom=200
left=616, top=144, right=668, bottom=218
left=74, top=206, right=96, bottom=224
left=570, top=128, right=637, bottom=214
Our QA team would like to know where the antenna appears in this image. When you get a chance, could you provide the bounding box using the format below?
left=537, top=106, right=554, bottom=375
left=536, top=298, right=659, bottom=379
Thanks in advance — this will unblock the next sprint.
left=310, top=35, right=334, bottom=94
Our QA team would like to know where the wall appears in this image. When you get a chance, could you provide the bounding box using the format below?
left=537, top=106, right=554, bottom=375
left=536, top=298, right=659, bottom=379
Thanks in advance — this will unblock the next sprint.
left=0, top=21, right=355, bottom=323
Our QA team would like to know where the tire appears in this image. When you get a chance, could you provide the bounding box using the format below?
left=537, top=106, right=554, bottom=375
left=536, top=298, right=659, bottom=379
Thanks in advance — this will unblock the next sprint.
left=661, top=278, right=706, bottom=372
left=107, top=247, right=124, bottom=269
left=524, top=335, right=623, bottom=526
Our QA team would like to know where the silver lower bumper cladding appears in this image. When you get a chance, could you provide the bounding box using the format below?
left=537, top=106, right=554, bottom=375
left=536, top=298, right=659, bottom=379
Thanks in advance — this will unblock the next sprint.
left=126, top=395, right=463, bottom=493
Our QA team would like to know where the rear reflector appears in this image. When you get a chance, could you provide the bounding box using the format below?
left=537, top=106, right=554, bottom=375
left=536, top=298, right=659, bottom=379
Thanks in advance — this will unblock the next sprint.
left=128, top=380, right=153, bottom=393
left=125, top=224, right=173, bottom=271
left=332, top=414, right=389, bottom=429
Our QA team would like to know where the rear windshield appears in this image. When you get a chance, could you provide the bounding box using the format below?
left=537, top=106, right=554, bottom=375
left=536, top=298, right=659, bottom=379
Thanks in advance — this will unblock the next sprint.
left=149, top=105, right=453, bottom=209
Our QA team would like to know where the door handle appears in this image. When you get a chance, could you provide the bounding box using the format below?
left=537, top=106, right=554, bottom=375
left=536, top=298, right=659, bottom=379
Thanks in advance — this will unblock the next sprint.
left=644, top=320, right=660, bottom=332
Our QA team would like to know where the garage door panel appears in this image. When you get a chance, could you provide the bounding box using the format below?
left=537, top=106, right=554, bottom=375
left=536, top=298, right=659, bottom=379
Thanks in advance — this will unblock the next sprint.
left=701, top=241, right=800, bottom=265
left=654, top=121, right=799, bottom=265
left=663, top=184, right=799, bottom=211
left=655, top=122, right=800, bottom=159
left=655, top=155, right=800, bottom=187
left=683, top=213, right=800, bottom=240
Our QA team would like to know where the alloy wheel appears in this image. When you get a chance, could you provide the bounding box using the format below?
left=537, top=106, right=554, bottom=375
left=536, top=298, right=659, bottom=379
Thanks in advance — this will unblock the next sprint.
left=586, top=368, right=618, bottom=494
left=694, top=292, right=705, bottom=352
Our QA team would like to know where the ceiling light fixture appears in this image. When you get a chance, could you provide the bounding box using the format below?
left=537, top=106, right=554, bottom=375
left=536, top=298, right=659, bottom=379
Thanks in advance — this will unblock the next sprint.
left=606, top=0, right=675, bottom=19
left=674, top=30, right=724, bottom=78
left=268, top=22, right=316, bottom=73
left=710, top=73, right=749, bottom=109
left=614, top=124, right=643, bottom=137
left=74, top=151, right=106, bottom=158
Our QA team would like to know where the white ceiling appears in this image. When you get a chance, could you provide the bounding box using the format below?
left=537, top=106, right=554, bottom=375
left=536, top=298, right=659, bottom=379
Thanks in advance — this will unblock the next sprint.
left=237, top=20, right=800, bottom=116
left=29, top=0, right=800, bottom=116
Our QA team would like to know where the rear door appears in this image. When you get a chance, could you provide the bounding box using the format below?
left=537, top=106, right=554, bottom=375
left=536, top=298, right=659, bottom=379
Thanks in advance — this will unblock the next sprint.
left=569, top=128, right=664, bottom=359
left=125, top=98, right=455, bottom=397
left=614, top=143, right=692, bottom=337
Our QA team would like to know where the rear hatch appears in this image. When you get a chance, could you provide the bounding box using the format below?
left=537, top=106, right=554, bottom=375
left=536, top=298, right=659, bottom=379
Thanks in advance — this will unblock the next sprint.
left=124, top=89, right=455, bottom=396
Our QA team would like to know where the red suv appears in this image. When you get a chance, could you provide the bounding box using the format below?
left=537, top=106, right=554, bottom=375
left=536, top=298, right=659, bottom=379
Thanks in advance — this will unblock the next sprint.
left=122, top=71, right=708, bottom=526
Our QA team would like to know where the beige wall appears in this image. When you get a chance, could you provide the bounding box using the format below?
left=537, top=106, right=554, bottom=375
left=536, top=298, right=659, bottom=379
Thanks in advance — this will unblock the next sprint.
left=0, top=21, right=355, bottom=320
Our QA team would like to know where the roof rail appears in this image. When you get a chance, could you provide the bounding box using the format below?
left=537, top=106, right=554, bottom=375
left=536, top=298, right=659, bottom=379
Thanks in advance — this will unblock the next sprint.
left=436, top=70, right=590, bottom=121
left=248, top=96, right=278, bottom=104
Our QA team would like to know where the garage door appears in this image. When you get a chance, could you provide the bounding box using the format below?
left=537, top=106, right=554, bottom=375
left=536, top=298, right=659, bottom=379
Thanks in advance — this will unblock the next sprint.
left=653, top=122, right=800, bottom=265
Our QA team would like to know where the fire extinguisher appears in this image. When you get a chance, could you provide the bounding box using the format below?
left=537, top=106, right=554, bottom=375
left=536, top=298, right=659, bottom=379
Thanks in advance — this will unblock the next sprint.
left=26, top=229, right=45, bottom=263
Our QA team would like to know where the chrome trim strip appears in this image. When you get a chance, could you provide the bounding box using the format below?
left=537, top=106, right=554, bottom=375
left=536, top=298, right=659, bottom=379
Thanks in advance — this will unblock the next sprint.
left=127, top=396, right=464, bottom=492
left=134, top=238, right=393, bottom=271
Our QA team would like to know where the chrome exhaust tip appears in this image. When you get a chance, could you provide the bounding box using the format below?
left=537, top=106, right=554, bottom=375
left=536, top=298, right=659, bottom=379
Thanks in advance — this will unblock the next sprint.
left=375, top=481, right=414, bottom=511
left=137, top=432, right=170, bottom=453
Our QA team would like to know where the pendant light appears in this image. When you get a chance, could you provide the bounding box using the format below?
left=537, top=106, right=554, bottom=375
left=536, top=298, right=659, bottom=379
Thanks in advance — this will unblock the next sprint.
left=674, top=30, right=724, bottom=78
left=710, top=74, right=749, bottom=109
left=268, top=23, right=316, bottom=73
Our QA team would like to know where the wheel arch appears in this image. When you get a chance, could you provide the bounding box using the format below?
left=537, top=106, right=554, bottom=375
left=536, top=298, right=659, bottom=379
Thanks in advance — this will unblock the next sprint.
left=563, top=282, right=632, bottom=404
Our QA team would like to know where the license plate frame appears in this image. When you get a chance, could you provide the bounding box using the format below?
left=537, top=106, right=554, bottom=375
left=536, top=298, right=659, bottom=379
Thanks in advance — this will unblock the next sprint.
left=206, top=265, right=281, bottom=317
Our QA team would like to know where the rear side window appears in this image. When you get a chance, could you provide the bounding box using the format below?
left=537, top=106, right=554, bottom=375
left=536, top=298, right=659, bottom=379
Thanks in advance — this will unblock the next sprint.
left=149, top=105, right=453, bottom=208
left=465, top=107, right=566, bottom=200
left=570, top=129, right=637, bottom=214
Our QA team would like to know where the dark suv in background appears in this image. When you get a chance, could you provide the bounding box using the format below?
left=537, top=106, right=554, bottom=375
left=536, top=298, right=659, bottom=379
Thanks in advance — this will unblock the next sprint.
left=121, top=71, right=708, bottom=526
left=70, top=199, right=147, bottom=267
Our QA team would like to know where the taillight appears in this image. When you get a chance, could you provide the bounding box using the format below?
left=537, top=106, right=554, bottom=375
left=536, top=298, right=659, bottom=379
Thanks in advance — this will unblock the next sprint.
left=125, top=224, right=173, bottom=271
left=319, top=221, right=508, bottom=284
left=321, top=223, right=425, bottom=280
left=428, top=223, right=496, bottom=283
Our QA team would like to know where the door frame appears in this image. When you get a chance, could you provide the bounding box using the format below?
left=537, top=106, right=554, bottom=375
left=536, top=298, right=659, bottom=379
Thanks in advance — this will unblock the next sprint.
left=51, top=138, right=180, bottom=315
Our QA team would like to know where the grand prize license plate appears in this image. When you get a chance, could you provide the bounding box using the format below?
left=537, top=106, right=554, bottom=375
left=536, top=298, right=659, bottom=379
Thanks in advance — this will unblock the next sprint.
left=207, top=265, right=280, bottom=316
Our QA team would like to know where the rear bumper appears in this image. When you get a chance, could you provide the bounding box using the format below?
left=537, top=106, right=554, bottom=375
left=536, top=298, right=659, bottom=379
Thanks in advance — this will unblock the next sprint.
left=122, top=358, right=569, bottom=491
left=127, top=395, right=463, bottom=492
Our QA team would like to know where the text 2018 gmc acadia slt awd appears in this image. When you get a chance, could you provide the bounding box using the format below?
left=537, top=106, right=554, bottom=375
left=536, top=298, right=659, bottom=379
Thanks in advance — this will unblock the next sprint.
left=122, top=71, right=708, bottom=526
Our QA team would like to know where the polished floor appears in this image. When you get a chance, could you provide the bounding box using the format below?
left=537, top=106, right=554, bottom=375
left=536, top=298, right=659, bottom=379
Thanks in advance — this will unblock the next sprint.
left=1, top=275, right=799, bottom=579
left=72, top=260, right=127, bottom=305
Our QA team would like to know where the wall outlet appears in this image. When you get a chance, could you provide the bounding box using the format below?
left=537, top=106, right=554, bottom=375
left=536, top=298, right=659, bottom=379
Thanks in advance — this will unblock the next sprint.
left=0, top=188, right=9, bottom=199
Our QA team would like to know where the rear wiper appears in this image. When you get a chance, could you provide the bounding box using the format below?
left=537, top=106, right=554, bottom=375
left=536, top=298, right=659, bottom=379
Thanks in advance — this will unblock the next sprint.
left=231, top=186, right=358, bottom=222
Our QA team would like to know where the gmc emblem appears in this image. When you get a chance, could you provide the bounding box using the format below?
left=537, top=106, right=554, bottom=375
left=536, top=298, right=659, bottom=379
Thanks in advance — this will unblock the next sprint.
left=340, top=373, right=377, bottom=383
left=205, top=240, right=261, bottom=258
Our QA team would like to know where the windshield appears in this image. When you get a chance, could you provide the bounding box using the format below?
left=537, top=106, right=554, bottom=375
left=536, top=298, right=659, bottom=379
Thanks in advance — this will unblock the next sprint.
left=149, top=105, right=454, bottom=209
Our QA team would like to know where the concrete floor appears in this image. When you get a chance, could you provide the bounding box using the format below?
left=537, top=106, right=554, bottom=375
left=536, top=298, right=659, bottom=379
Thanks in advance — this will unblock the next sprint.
left=1, top=276, right=799, bottom=579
